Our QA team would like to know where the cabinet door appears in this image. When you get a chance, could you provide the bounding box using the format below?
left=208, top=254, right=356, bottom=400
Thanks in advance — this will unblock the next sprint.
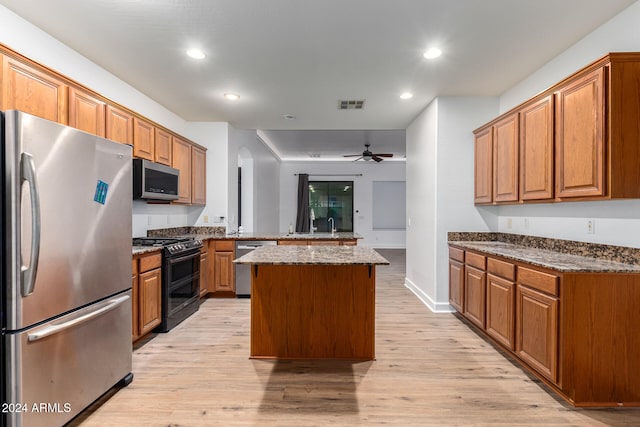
left=132, top=274, right=140, bottom=341
left=555, top=67, right=606, bottom=198
left=191, top=146, right=207, bottom=206
left=464, top=265, right=486, bottom=329
left=133, top=117, right=155, bottom=161
left=138, top=268, right=162, bottom=336
left=214, top=251, right=235, bottom=292
left=155, top=128, right=172, bottom=165
left=68, top=86, right=105, bottom=136
left=449, top=259, right=464, bottom=312
left=516, top=285, right=558, bottom=383
left=486, top=273, right=515, bottom=350
left=172, top=137, right=192, bottom=204
left=520, top=95, right=554, bottom=200
left=493, top=113, right=519, bottom=202
left=105, top=104, right=134, bottom=145
left=1, top=55, right=67, bottom=124
left=199, top=252, right=208, bottom=298
left=474, top=127, right=493, bottom=204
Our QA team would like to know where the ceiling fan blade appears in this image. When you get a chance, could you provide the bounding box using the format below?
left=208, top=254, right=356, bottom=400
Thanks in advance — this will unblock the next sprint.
left=372, top=155, right=384, bottom=162
left=343, top=154, right=362, bottom=157
left=352, top=156, right=363, bottom=162
left=372, top=153, right=393, bottom=157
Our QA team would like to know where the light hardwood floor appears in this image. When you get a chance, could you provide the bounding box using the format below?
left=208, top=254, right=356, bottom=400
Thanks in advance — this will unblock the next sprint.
left=71, top=249, right=640, bottom=426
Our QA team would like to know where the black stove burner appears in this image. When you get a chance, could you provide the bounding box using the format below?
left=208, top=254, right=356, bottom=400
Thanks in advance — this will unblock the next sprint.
left=133, top=236, right=203, bottom=256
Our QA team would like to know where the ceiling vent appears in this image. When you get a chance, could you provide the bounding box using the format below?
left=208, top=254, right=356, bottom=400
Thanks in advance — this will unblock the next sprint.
left=308, top=153, right=321, bottom=158
left=339, top=99, right=365, bottom=110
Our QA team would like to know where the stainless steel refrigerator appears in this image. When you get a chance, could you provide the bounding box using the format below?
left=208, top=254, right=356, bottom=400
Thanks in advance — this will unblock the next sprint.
left=1, top=110, right=133, bottom=427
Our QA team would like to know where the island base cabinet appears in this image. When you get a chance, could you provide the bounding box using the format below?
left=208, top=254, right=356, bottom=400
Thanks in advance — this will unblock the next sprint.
left=250, top=264, right=375, bottom=360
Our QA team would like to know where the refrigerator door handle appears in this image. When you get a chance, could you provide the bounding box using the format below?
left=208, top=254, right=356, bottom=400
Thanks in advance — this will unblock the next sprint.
left=20, top=152, right=41, bottom=296
left=27, top=294, right=131, bottom=342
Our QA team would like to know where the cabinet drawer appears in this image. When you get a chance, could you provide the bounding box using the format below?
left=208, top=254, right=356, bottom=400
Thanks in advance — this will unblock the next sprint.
left=139, top=252, right=162, bottom=273
left=465, top=252, right=486, bottom=270
left=215, top=240, right=235, bottom=251
left=517, top=267, right=558, bottom=296
left=487, top=258, right=515, bottom=281
left=449, top=246, right=465, bottom=262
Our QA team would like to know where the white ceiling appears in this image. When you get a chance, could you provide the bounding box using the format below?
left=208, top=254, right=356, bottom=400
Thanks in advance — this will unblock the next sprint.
left=0, top=0, right=635, bottom=160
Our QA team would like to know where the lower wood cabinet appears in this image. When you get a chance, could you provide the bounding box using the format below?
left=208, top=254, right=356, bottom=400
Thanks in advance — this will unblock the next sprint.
left=486, top=273, right=515, bottom=351
left=132, top=252, right=162, bottom=341
left=463, top=265, right=486, bottom=329
left=199, top=247, right=209, bottom=298
left=516, top=284, right=558, bottom=383
left=448, top=243, right=640, bottom=407
left=277, top=239, right=358, bottom=246
left=208, top=240, right=235, bottom=295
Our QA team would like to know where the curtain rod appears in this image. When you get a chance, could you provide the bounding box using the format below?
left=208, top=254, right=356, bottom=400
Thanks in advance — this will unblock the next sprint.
left=294, top=173, right=363, bottom=177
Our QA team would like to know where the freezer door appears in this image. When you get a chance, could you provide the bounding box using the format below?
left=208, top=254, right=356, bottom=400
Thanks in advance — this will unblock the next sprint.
left=3, top=111, right=132, bottom=330
left=3, top=291, right=132, bottom=427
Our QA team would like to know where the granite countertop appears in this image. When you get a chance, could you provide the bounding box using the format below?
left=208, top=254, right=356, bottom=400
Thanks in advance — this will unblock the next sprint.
left=449, top=240, right=640, bottom=273
left=233, top=245, right=389, bottom=265
left=151, top=231, right=362, bottom=242
left=132, top=246, right=162, bottom=256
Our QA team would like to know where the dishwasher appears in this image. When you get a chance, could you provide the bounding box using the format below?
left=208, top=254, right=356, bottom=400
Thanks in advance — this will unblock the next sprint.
left=235, top=240, right=277, bottom=297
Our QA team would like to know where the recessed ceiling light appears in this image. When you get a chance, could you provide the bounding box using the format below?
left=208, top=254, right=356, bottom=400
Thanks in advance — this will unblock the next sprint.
left=186, top=48, right=205, bottom=59
left=400, top=92, right=413, bottom=100
left=224, top=93, right=240, bottom=101
left=423, top=47, right=442, bottom=59
left=283, top=114, right=296, bottom=120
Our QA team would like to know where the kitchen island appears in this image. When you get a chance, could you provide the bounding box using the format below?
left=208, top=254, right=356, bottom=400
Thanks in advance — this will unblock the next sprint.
left=234, top=245, right=389, bottom=360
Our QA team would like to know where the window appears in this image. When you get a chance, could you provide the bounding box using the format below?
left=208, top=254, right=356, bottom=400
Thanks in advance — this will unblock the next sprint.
left=309, top=181, right=353, bottom=232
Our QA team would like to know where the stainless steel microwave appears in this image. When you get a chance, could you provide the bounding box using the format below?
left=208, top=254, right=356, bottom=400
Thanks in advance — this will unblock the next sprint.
left=132, top=159, right=180, bottom=201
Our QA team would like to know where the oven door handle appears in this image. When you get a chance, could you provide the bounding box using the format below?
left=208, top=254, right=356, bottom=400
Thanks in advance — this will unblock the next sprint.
left=167, top=250, right=201, bottom=264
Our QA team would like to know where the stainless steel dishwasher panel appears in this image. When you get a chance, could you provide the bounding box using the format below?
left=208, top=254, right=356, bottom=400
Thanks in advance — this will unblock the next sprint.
left=234, top=240, right=277, bottom=297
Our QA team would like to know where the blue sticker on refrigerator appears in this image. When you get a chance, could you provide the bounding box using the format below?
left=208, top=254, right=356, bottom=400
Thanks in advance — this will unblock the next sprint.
left=94, top=180, right=109, bottom=204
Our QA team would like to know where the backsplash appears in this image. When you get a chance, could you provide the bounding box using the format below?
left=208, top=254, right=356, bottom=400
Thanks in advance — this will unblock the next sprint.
left=448, top=232, right=640, bottom=266
left=147, top=226, right=226, bottom=237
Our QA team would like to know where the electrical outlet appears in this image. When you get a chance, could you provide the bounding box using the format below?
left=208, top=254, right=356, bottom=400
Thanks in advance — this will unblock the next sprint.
left=586, top=219, right=595, bottom=234
left=204, top=215, right=209, bottom=223
left=524, top=218, right=530, bottom=229
left=506, top=218, right=513, bottom=229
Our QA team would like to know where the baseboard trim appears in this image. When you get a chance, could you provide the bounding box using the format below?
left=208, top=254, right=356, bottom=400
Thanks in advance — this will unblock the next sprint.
left=404, top=277, right=455, bottom=314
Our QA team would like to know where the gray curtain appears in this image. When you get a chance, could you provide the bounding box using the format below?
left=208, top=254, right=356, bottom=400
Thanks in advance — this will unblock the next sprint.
left=295, top=174, right=310, bottom=232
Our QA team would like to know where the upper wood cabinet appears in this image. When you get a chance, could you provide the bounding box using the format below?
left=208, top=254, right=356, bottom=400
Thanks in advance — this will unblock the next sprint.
left=172, top=136, right=192, bottom=204
left=133, top=117, right=155, bottom=161
left=555, top=66, right=605, bottom=199
left=1, top=54, right=68, bottom=124
left=68, top=86, right=105, bottom=137
left=191, top=145, right=207, bottom=206
left=474, top=52, right=640, bottom=205
left=105, top=104, right=134, bottom=146
left=520, top=95, right=554, bottom=201
left=473, top=127, right=493, bottom=204
left=492, top=113, right=519, bottom=203
left=154, top=127, right=172, bottom=166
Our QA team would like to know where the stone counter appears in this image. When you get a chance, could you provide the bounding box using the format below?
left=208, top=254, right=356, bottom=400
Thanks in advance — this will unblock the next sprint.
left=449, top=239, right=640, bottom=273
left=132, top=246, right=162, bottom=256
left=147, top=226, right=362, bottom=242
left=234, top=245, right=388, bottom=265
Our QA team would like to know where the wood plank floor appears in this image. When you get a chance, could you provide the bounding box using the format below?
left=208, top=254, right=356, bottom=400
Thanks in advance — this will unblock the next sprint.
left=70, top=249, right=640, bottom=426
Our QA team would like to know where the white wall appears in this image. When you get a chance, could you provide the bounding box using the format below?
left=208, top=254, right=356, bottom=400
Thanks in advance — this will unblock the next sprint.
left=227, top=127, right=280, bottom=233
left=405, top=97, right=498, bottom=311
left=494, top=0, right=640, bottom=248
left=279, top=161, right=406, bottom=248
left=0, top=5, right=234, bottom=237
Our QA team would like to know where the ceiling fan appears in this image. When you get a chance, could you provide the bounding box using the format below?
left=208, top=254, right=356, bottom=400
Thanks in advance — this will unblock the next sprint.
left=343, top=143, right=393, bottom=162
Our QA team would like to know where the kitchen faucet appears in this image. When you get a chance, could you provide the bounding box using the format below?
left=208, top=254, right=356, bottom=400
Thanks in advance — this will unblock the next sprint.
left=328, top=217, right=335, bottom=234
left=309, top=208, right=316, bottom=234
